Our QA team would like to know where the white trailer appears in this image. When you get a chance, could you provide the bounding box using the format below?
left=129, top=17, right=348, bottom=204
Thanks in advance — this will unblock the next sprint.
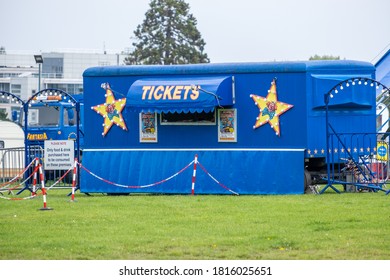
left=0, top=121, right=24, bottom=181
left=0, top=121, right=24, bottom=148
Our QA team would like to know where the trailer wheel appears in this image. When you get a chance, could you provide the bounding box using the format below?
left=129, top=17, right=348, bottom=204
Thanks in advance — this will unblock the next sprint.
left=304, top=169, right=312, bottom=194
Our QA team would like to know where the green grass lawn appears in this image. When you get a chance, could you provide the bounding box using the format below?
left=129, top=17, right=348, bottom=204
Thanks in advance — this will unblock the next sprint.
left=1, top=188, right=389, bottom=260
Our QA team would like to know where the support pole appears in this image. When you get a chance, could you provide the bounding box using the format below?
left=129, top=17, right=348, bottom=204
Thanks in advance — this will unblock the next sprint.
left=320, top=93, right=340, bottom=194
left=75, top=101, right=81, bottom=192
left=39, top=163, right=53, bottom=211
left=191, top=154, right=198, bottom=195
left=32, top=157, right=39, bottom=197
left=70, top=158, right=78, bottom=202
left=17, top=103, right=33, bottom=195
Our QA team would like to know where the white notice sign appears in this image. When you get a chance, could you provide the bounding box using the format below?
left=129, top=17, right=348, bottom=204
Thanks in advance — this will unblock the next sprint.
left=44, top=140, right=75, bottom=170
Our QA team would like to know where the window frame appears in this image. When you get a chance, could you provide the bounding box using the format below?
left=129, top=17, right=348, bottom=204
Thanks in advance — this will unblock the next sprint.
left=159, top=110, right=216, bottom=126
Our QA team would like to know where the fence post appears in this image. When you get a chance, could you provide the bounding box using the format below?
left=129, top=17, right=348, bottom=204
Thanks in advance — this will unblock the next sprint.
left=191, top=154, right=198, bottom=195
left=70, top=158, right=78, bottom=202
left=39, top=162, right=53, bottom=211
left=32, top=157, right=39, bottom=197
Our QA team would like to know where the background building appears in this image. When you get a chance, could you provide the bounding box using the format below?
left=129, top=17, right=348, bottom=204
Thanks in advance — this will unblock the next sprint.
left=0, top=50, right=128, bottom=121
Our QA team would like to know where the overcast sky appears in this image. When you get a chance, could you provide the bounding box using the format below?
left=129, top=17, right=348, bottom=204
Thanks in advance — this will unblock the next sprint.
left=1, top=0, right=389, bottom=64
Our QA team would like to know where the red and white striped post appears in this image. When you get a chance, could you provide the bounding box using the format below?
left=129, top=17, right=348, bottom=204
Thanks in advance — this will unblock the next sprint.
left=39, top=163, right=53, bottom=211
left=32, top=157, right=39, bottom=197
left=191, top=154, right=198, bottom=195
left=70, top=158, right=78, bottom=202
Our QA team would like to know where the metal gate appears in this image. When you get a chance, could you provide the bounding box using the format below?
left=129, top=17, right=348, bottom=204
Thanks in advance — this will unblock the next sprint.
left=0, top=147, right=25, bottom=183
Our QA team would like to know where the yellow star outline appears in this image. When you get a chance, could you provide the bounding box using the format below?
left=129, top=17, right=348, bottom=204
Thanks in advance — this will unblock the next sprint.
left=250, top=78, right=293, bottom=136
left=91, top=83, right=127, bottom=136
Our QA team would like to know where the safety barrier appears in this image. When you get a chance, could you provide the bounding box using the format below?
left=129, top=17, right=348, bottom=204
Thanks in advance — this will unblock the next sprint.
left=0, top=158, right=37, bottom=200
left=70, top=158, right=78, bottom=202
left=0, top=147, right=25, bottom=183
left=2, top=154, right=238, bottom=199
left=0, top=156, right=75, bottom=208
left=79, top=154, right=239, bottom=195
left=191, top=155, right=198, bottom=195
left=0, top=146, right=42, bottom=186
left=38, top=160, right=53, bottom=210
left=0, top=157, right=50, bottom=208
left=1, top=145, right=76, bottom=195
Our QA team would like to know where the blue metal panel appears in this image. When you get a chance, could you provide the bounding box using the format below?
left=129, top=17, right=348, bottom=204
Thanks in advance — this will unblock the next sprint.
left=305, top=71, right=377, bottom=159
left=83, top=61, right=308, bottom=77
left=82, top=60, right=376, bottom=194
left=80, top=149, right=305, bottom=195
left=126, top=76, right=233, bottom=113
left=375, top=49, right=390, bottom=87
left=311, top=74, right=374, bottom=109
left=84, top=71, right=308, bottom=148
left=83, top=60, right=374, bottom=78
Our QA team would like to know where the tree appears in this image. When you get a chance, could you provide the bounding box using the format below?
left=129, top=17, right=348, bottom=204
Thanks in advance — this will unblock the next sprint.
left=125, top=0, right=210, bottom=65
left=309, top=54, right=340, bottom=60
left=0, top=110, right=8, bottom=121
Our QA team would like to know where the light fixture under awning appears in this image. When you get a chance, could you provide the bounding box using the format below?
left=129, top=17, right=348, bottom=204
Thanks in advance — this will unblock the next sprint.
left=126, top=76, right=234, bottom=113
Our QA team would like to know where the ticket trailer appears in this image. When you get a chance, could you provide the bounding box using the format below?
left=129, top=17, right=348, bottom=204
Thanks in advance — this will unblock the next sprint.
left=81, top=60, right=376, bottom=194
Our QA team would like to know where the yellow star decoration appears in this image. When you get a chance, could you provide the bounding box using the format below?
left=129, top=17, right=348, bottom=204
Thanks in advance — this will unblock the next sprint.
left=250, top=78, right=293, bottom=136
left=91, top=83, right=127, bottom=136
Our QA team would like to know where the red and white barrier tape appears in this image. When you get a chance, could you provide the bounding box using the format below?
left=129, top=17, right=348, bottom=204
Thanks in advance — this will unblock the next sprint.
left=46, top=167, right=73, bottom=190
left=0, top=158, right=36, bottom=190
left=1, top=155, right=239, bottom=198
left=78, top=155, right=239, bottom=195
left=0, top=162, right=42, bottom=201
left=197, top=161, right=239, bottom=195
left=2, top=155, right=239, bottom=198
left=0, top=192, right=41, bottom=201
left=78, top=160, right=194, bottom=189
left=0, top=162, right=39, bottom=197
